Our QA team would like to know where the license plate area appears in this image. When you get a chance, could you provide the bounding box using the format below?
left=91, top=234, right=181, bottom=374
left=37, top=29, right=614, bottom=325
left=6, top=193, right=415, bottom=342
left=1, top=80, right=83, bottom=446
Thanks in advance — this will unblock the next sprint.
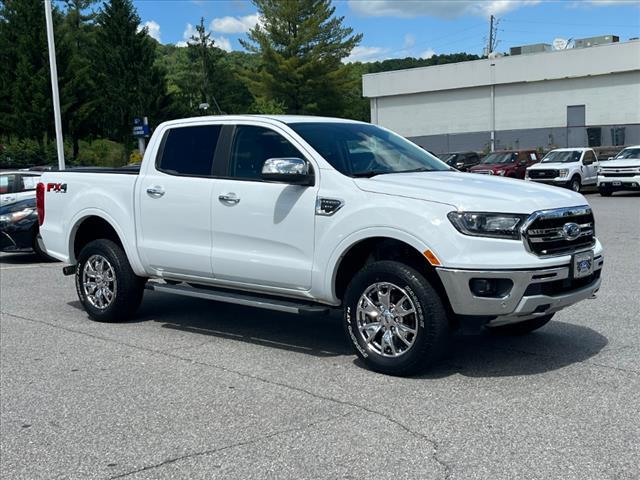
left=613, top=181, right=622, bottom=186
left=573, top=251, right=594, bottom=279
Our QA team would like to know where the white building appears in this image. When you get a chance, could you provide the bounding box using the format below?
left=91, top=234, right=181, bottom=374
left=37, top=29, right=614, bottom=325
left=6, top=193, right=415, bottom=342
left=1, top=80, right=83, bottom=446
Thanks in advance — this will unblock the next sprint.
left=363, top=40, right=640, bottom=154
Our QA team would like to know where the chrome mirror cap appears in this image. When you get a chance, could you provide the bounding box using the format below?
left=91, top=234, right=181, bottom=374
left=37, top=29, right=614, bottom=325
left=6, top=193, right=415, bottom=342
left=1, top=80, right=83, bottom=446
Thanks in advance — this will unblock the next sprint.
left=261, top=158, right=314, bottom=186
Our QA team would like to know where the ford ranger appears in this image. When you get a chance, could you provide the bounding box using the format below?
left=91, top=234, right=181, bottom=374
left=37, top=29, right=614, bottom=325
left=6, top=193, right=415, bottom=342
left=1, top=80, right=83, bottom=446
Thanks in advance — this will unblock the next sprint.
left=38, top=116, right=604, bottom=375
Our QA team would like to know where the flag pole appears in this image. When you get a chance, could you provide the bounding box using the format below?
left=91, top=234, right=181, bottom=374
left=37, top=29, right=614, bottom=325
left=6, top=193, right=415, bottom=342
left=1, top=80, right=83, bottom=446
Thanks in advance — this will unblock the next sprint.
left=44, top=0, right=65, bottom=170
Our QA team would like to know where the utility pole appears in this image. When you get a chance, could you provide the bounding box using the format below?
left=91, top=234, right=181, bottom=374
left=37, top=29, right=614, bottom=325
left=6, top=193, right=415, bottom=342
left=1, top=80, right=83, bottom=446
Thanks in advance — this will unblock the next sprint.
left=487, top=15, right=498, bottom=55
left=488, top=15, right=498, bottom=152
left=44, top=0, right=65, bottom=170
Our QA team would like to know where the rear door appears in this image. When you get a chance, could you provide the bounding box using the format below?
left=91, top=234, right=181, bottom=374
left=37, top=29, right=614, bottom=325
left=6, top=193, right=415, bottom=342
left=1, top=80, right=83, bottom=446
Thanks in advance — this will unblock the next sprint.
left=210, top=123, right=317, bottom=290
left=137, top=124, right=222, bottom=278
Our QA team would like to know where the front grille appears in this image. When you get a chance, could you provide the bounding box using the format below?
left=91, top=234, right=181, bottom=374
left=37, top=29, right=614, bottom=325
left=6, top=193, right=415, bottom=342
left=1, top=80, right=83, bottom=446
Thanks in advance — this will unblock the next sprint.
left=523, top=206, right=595, bottom=256
left=473, top=170, right=493, bottom=175
left=601, top=172, right=637, bottom=178
left=528, top=169, right=559, bottom=179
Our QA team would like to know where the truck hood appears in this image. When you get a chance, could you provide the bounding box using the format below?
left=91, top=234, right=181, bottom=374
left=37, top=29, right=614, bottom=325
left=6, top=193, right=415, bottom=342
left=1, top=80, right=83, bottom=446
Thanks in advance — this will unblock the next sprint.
left=469, top=163, right=511, bottom=171
left=527, top=162, right=573, bottom=170
left=601, top=159, right=640, bottom=168
left=354, top=171, right=586, bottom=213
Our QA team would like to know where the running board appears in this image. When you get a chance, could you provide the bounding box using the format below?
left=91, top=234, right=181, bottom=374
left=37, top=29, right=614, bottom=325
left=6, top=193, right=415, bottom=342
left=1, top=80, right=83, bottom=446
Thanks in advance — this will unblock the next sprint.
left=145, top=282, right=331, bottom=315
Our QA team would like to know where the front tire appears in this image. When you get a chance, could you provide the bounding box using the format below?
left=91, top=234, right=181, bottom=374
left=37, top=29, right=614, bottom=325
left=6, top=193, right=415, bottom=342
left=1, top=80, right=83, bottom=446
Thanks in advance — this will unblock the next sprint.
left=75, top=239, right=146, bottom=322
left=487, top=314, right=554, bottom=336
left=569, top=176, right=581, bottom=192
left=343, top=261, right=450, bottom=376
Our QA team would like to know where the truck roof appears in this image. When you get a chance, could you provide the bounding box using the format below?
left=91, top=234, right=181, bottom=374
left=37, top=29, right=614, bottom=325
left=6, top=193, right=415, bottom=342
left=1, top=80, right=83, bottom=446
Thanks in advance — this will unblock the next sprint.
left=159, top=115, right=366, bottom=129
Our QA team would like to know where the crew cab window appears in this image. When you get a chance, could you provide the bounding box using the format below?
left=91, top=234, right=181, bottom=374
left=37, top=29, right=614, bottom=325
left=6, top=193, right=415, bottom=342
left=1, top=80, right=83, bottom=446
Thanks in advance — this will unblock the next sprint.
left=19, top=175, right=39, bottom=192
left=229, top=125, right=303, bottom=180
left=157, top=125, right=221, bottom=176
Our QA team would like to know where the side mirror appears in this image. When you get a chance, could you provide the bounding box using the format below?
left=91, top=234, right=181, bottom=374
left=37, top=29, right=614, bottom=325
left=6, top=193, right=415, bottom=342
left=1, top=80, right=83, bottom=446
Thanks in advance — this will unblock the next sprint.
left=456, top=162, right=465, bottom=169
left=261, top=157, right=314, bottom=186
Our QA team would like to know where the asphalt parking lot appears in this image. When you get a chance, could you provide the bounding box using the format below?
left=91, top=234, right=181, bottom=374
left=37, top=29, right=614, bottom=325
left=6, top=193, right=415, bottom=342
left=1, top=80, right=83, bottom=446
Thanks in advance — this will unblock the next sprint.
left=1, top=192, right=639, bottom=480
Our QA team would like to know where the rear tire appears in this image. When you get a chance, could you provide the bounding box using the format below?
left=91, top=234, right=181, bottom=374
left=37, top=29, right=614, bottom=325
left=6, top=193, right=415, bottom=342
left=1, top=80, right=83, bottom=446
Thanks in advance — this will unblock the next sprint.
left=343, top=261, right=450, bottom=376
left=487, top=314, right=554, bottom=336
left=75, top=239, right=146, bottom=322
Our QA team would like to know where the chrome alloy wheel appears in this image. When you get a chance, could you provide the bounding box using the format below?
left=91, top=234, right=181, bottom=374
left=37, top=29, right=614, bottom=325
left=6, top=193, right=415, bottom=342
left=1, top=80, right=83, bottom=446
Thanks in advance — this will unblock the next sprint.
left=82, top=254, right=117, bottom=310
left=356, top=282, right=418, bottom=357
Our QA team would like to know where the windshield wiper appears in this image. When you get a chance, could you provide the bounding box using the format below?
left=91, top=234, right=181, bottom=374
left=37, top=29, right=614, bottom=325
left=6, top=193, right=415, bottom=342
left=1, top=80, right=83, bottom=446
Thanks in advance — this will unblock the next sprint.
left=395, top=167, right=434, bottom=174
left=351, top=170, right=389, bottom=178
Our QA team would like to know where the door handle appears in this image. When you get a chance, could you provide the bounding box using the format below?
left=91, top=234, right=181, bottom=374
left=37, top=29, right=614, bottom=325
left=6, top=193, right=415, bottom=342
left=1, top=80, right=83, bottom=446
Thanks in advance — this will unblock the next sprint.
left=218, top=193, right=240, bottom=204
left=146, top=186, right=165, bottom=198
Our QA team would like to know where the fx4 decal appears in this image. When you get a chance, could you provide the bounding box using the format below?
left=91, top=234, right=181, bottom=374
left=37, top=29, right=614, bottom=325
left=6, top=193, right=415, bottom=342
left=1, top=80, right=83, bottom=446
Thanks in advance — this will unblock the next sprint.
left=47, top=183, right=67, bottom=193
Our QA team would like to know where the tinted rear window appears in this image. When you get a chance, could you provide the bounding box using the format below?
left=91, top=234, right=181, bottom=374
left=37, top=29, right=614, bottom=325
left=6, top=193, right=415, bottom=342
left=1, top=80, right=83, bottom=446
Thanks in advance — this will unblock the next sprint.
left=158, top=125, right=221, bottom=176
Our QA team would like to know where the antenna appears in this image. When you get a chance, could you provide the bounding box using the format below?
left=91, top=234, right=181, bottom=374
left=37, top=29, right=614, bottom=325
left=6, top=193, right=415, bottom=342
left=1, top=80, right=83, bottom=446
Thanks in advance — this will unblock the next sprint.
left=487, top=15, right=499, bottom=55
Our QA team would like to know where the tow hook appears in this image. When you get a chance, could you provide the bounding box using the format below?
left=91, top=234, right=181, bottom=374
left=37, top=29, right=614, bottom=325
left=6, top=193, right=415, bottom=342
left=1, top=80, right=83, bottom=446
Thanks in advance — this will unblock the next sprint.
left=62, top=264, right=77, bottom=276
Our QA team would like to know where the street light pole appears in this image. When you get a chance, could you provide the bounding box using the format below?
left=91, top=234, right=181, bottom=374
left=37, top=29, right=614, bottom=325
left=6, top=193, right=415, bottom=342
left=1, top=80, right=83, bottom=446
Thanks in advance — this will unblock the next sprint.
left=44, top=0, right=65, bottom=170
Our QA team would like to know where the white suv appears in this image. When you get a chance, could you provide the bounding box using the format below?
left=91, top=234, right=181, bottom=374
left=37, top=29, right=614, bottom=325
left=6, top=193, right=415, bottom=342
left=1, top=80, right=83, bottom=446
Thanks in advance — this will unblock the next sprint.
left=525, top=148, right=598, bottom=192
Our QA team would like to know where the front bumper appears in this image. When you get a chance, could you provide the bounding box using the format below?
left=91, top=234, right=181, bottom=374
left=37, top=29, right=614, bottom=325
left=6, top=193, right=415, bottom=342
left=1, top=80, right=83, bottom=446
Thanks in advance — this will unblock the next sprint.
left=526, top=177, right=570, bottom=186
left=437, top=254, right=603, bottom=325
left=598, top=175, right=640, bottom=191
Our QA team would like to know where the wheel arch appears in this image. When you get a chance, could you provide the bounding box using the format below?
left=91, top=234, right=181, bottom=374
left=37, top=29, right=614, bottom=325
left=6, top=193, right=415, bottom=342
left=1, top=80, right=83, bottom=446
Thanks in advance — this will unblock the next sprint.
left=328, top=232, right=453, bottom=320
left=67, top=211, right=145, bottom=275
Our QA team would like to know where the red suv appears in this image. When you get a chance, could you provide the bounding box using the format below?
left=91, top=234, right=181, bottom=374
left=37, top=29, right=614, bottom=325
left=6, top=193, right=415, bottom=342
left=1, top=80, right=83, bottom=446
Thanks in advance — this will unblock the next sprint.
left=469, top=149, right=541, bottom=179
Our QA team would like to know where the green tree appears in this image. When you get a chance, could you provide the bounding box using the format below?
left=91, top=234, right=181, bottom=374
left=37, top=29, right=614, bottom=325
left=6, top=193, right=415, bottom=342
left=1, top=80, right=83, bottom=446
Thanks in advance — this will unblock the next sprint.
left=58, top=0, right=99, bottom=160
left=93, top=0, right=167, bottom=161
left=187, top=17, right=225, bottom=114
left=240, top=0, right=362, bottom=116
left=0, top=0, right=56, bottom=143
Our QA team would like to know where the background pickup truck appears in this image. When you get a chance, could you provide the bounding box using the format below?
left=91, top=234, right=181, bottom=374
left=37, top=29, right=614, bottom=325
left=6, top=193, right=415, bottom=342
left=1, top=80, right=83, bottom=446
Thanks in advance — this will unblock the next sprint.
left=38, top=115, right=604, bottom=376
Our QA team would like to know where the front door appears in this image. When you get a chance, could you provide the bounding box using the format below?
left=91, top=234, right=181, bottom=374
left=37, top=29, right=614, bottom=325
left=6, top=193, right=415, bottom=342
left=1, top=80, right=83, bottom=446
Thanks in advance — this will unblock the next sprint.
left=211, top=124, right=317, bottom=290
left=137, top=124, right=222, bottom=278
left=581, top=150, right=598, bottom=185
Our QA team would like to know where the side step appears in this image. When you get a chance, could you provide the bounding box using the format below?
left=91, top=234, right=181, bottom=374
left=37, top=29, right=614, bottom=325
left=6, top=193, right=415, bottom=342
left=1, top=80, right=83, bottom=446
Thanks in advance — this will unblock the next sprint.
left=145, top=282, right=331, bottom=315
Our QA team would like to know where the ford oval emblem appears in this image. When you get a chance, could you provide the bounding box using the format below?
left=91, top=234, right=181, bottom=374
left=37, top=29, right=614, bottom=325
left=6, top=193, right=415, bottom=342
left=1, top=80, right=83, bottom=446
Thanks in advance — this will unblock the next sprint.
left=562, top=222, right=581, bottom=241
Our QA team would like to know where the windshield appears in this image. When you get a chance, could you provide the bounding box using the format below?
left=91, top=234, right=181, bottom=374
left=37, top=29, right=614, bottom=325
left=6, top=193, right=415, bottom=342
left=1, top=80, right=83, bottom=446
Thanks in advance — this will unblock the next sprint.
left=541, top=150, right=582, bottom=163
left=480, top=152, right=516, bottom=164
left=289, top=122, right=449, bottom=177
left=615, top=148, right=640, bottom=159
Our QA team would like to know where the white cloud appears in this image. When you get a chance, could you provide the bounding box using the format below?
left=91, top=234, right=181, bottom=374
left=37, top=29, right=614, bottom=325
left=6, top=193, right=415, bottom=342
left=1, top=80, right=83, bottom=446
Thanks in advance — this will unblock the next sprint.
left=210, top=13, right=260, bottom=34
left=348, top=0, right=540, bottom=18
left=176, top=41, right=188, bottom=48
left=214, top=36, right=233, bottom=52
left=182, top=23, right=198, bottom=44
left=344, top=46, right=390, bottom=63
left=403, top=33, right=416, bottom=49
left=420, top=48, right=436, bottom=59
left=138, top=20, right=161, bottom=42
left=586, top=0, right=638, bottom=4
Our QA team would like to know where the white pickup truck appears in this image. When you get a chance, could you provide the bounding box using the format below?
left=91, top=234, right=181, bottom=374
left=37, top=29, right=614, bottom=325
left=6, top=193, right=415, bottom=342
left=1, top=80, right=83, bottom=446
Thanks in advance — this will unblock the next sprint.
left=38, top=116, right=603, bottom=375
left=597, top=145, right=640, bottom=196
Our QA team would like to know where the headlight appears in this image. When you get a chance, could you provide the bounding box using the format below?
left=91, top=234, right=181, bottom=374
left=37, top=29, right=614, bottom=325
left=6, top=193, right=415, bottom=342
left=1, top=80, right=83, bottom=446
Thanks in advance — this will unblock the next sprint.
left=0, top=208, right=35, bottom=224
left=448, top=211, right=527, bottom=240
left=559, top=169, right=569, bottom=177
left=496, top=170, right=506, bottom=176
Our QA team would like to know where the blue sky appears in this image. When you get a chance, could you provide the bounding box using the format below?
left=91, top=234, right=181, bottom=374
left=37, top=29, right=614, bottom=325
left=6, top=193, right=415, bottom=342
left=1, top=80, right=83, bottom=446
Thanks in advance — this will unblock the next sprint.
left=133, top=0, right=640, bottom=61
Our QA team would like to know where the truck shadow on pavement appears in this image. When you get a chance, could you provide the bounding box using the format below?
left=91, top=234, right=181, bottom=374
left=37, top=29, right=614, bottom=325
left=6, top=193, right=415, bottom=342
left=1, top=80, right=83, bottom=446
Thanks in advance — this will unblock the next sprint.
left=123, top=291, right=608, bottom=377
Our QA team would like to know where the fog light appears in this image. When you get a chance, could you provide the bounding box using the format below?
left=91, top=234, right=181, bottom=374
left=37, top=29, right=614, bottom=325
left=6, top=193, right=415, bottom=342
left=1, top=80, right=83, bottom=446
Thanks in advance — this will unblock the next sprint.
left=469, top=278, right=513, bottom=298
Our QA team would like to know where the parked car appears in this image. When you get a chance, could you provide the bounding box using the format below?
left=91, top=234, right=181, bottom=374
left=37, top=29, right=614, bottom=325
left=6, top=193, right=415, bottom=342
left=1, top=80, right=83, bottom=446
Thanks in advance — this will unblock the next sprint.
left=597, top=145, right=640, bottom=196
left=38, top=115, right=603, bottom=376
left=469, top=149, right=540, bottom=179
left=0, top=197, right=50, bottom=259
left=526, top=148, right=598, bottom=192
left=0, top=170, right=41, bottom=208
left=441, top=152, right=481, bottom=172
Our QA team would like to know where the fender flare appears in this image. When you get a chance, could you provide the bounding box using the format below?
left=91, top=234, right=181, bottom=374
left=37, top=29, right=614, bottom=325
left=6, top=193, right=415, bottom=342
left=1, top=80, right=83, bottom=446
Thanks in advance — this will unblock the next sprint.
left=67, top=208, right=146, bottom=276
left=322, top=227, right=437, bottom=302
